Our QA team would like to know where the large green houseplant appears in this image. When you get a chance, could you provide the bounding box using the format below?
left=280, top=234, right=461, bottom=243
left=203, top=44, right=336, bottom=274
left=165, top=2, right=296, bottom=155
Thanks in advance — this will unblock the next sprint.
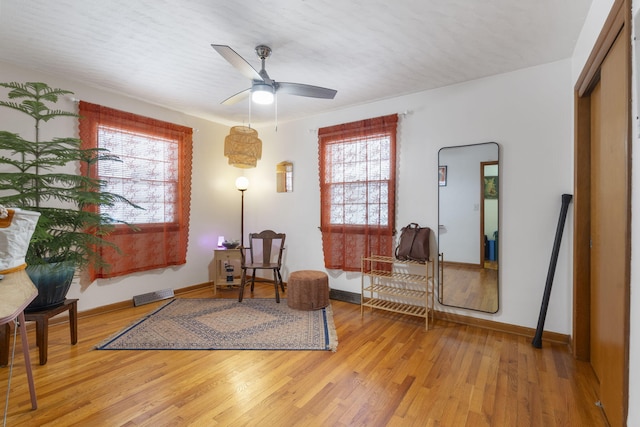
left=0, top=82, right=137, bottom=310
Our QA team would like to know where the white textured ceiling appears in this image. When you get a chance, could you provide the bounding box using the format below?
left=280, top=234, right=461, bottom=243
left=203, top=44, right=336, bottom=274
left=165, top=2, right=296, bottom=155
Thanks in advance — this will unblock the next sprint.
left=0, top=0, right=592, bottom=126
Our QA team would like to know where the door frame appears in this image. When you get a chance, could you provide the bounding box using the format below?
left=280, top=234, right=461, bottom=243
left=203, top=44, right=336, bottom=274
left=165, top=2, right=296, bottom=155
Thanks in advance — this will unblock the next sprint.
left=480, top=161, right=498, bottom=265
left=573, top=0, right=630, bottom=419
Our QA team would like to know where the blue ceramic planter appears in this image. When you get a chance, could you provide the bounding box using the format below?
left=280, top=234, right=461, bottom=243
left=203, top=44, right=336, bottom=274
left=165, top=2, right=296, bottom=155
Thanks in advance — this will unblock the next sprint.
left=25, top=262, right=75, bottom=312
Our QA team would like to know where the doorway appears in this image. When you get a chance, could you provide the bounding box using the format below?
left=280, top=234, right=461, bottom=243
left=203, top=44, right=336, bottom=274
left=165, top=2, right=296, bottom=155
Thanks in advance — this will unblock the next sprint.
left=480, top=161, right=498, bottom=269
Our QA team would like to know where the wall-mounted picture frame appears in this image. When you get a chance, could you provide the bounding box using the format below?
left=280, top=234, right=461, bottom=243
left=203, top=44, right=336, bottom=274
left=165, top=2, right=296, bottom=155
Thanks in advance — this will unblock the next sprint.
left=484, top=176, right=498, bottom=199
left=439, top=166, right=447, bottom=186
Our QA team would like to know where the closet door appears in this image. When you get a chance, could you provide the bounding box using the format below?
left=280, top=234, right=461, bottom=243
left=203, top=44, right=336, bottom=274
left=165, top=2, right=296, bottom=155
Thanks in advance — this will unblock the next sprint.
left=588, top=23, right=629, bottom=427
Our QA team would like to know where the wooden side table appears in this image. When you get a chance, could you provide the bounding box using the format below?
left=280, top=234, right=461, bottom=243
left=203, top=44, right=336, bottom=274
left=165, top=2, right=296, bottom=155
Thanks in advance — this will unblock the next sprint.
left=24, top=298, right=78, bottom=365
left=212, top=248, right=242, bottom=295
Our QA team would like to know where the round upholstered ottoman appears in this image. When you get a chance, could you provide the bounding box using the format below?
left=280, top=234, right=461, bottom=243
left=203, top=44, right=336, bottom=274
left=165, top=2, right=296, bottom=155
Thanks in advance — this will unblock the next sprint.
left=287, top=270, right=329, bottom=310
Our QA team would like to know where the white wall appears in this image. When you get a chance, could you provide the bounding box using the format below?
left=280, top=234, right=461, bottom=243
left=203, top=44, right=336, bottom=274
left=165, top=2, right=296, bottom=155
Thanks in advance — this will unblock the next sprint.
left=3, top=1, right=632, bottom=420
left=0, top=50, right=577, bottom=339
left=0, top=61, right=244, bottom=312
left=247, top=59, right=574, bottom=334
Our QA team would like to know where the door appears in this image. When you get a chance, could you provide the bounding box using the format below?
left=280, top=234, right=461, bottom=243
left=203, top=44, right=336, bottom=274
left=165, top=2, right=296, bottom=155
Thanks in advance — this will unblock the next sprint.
left=589, top=28, right=629, bottom=427
left=574, top=2, right=630, bottom=426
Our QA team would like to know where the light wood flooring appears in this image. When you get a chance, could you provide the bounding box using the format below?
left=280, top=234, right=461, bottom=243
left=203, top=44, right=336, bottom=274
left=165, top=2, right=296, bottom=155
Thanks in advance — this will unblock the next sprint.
left=0, top=284, right=606, bottom=426
left=440, top=264, right=498, bottom=313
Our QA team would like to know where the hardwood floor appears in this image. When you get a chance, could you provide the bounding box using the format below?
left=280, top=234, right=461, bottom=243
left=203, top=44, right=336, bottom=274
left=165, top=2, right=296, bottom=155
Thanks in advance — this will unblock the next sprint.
left=1, top=284, right=606, bottom=426
left=441, top=264, right=498, bottom=313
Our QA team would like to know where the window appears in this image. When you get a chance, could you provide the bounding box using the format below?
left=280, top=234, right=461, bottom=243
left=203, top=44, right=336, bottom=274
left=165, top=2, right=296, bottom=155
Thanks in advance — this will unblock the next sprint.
left=79, top=101, right=193, bottom=280
left=97, top=126, right=179, bottom=224
left=318, top=114, right=397, bottom=271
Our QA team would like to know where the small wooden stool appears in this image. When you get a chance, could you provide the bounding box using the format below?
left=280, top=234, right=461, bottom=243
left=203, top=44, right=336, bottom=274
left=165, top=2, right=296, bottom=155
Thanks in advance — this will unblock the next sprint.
left=1, top=298, right=79, bottom=366
left=287, top=270, right=329, bottom=310
left=22, top=298, right=78, bottom=366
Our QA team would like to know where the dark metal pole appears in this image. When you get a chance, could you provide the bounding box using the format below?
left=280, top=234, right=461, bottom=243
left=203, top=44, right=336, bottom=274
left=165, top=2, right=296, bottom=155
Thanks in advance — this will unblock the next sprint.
left=532, top=193, right=573, bottom=348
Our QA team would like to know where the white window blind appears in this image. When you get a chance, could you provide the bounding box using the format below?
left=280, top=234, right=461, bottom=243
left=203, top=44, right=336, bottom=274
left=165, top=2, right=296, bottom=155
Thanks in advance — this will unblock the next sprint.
left=97, top=126, right=179, bottom=224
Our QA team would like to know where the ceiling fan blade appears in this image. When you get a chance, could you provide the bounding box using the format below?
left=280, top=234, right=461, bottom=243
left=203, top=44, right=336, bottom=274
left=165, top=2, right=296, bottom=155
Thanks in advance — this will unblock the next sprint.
left=211, top=44, right=263, bottom=82
left=276, top=82, right=337, bottom=99
left=221, top=88, right=251, bottom=105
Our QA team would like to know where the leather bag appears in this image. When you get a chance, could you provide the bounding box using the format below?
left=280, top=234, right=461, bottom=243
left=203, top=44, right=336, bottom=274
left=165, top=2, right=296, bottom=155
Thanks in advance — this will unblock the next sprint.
left=395, top=223, right=430, bottom=263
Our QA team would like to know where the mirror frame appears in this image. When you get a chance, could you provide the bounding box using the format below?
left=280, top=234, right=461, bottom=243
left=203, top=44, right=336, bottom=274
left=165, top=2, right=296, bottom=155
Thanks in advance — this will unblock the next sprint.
left=276, top=161, right=293, bottom=192
left=437, top=141, right=499, bottom=313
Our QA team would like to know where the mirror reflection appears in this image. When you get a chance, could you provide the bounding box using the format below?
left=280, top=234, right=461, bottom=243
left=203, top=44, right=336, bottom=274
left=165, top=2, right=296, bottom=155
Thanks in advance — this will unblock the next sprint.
left=438, top=142, right=499, bottom=313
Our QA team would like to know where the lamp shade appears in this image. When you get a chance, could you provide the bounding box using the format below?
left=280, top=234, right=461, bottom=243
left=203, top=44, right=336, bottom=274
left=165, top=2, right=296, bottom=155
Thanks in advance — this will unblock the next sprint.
left=235, top=176, right=249, bottom=191
left=224, top=126, right=262, bottom=168
left=251, top=83, right=275, bottom=105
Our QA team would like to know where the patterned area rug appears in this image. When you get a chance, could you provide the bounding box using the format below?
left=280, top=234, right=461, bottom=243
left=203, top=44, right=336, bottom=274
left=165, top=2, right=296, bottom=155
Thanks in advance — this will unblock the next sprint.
left=96, top=298, right=337, bottom=351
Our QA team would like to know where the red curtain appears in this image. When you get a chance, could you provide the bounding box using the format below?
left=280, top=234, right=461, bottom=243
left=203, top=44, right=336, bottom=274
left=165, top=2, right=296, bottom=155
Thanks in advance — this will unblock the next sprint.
left=318, top=114, right=397, bottom=271
left=78, top=101, right=193, bottom=280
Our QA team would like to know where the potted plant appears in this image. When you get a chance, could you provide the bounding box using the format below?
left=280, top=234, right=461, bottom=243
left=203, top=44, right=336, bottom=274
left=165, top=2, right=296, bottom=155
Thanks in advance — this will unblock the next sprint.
left=0, top=82, right=138, bottom=310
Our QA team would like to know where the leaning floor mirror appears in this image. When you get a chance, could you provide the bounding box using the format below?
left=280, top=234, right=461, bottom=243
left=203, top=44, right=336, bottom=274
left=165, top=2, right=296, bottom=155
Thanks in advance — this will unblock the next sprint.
left=438, top=142, right=499, bottom=313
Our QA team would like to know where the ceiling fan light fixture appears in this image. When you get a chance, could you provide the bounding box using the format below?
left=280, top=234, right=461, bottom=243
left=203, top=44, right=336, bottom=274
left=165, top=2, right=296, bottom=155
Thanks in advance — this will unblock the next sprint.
left=251, top=83, right=274, bottom=105
left=213, top=44, right=337, bottom=106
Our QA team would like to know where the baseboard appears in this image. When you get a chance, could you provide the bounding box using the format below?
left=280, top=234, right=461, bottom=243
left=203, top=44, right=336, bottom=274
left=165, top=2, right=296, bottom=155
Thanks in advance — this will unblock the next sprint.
left=76, top=282, right=213, bottom=320
left=328, top=290, right=569, bottom=345
left=434, top=310, right=570, bottom=345
left=73, top=284, right=569, bottom=346
left=79, top=283, right=361, bottom=320
left=330, top=290, right=569, bottom=345
left=329, top=289, right=361, bottom=304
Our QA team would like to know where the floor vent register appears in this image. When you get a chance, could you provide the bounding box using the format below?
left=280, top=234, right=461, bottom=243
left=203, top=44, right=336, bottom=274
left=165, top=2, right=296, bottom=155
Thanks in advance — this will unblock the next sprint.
left=133, top=288, right=175, bottom=306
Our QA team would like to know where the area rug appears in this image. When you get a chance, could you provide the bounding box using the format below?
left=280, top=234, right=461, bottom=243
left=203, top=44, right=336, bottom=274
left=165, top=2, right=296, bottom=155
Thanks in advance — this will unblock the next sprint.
left=96, top=298, right=337, bottom=351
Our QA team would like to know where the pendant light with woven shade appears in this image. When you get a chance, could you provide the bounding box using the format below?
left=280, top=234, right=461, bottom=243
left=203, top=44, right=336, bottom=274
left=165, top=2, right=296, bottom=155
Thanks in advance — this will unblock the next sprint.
left=224, top=125, right=262, bottom=168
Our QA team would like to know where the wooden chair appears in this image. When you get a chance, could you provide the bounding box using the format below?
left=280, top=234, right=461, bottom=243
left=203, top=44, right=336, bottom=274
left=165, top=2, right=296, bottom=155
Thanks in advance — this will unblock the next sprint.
left=238, top=230, right=286, bottom=303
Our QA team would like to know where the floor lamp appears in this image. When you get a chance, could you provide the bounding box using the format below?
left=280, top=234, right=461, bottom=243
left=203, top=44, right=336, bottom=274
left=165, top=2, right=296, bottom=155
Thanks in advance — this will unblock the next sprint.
left=235, top=177, right=249, bottom=247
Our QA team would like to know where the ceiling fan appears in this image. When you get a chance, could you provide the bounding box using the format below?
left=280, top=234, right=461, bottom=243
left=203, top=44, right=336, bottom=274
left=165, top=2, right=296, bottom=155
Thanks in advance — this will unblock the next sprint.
left=211, top=44, right=338, bottom=105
